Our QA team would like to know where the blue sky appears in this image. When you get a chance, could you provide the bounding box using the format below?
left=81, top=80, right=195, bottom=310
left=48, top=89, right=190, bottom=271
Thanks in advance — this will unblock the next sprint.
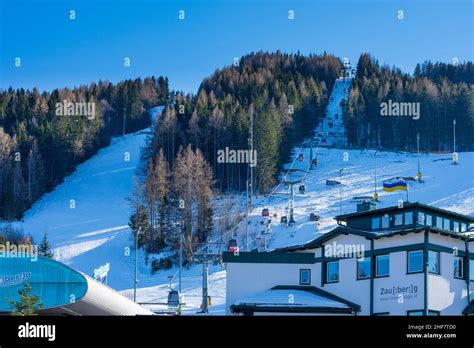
left=0, top=0, right=472, bottom=93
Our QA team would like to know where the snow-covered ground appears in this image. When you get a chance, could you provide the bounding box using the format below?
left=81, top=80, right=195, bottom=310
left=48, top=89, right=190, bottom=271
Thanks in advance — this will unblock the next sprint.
left=5, top=99, right=473, bottom=315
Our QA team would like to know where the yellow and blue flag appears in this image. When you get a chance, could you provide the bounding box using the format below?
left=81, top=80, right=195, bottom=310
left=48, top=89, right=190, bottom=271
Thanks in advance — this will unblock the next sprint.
left=383, top=178, right=407, bottom=192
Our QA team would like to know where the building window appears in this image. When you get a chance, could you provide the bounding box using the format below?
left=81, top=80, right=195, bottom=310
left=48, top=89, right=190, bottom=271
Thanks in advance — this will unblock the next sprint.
left=394, top=214, right=403, bottom=226
left=453, top=257, right=463, bottom=279
left=426, top=215, right=432, bottom=226
left=428, top=310, right=440, bottom=316
left=376, top=254, right=390, bottom=277
left=443, top=218, right=450, bottom=231
left=417, top=212, right=425, bottom=225
left=436, top=216, right=443, bottom=229
left=405, top=212, right=413, bottom=225
left=357, top=257, right=371, bottom=279
left=381, top=215, right=390, bottom=228
left=372, top=217, right=380, bottom=230
left=461, top=223, right=467, bottom=232
left=299, top=269, right=311, bottom=285
left=428, top=250, right=440, bottom=274
left=326, top=261, right=339, bottom=283
left=470, top=259, right=474, bottom=281
left=407, top=310, right=424, bottom=316
left=407, top=250, right=423, bottom=274
left=453, top=221, right=460, bottom=232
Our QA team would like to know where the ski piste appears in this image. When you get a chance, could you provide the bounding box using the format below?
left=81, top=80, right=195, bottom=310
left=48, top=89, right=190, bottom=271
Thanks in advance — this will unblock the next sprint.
left=5, top=77, right=473, bottom=315
left=314, top=65, right=352, bottom=147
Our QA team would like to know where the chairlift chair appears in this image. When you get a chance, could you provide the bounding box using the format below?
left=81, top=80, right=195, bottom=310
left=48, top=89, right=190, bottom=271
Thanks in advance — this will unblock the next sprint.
left=298, top=154, right=304, bottom=161
left=262, top=208, right=270, bottom=218
left=299, top=185, right=305, bottom=194
left=310, top=213, right=320, bottom=221
left=167, top=289, right=181, bottom=308
left=227, top=239, right=239, bottom=252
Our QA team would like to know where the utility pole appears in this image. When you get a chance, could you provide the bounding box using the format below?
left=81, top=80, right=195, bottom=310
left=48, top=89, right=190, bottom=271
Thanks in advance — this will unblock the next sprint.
left=201, top=240, right=210, bottom=314
left=339, top=172, right=342, bottom=215
left=249, top=108, right=253, bottom=209
left=417, top=133, right=421, bottom=178
left=123, top=107, right=126, bottom=138
left=133, top=227, right=141, bottom=302
left=179, top=229, right=183, bottom=294
left=289, top=183, right=295, bottom=224
left=453, top=119, right=456, bottom=153
left=374, top=151, right=378, bottom=201
left=245, top=180, right=249, bottom=251
left=452, top=119, right=458, bottom=165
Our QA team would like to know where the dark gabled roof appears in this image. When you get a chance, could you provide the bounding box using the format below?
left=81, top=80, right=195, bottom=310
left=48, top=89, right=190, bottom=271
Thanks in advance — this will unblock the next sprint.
left=274, top=225, right=473, bottom=252
left=223, top=251, right=315, bottom=264
left=375, top=226, right=474, bottom=240
left=230, top=285, right=360, bottom=314
left=274, top=226, right=377, bottom=252
left=271, top=285, right=361, bottom=311
left=335, top=202, right=474, bottom=222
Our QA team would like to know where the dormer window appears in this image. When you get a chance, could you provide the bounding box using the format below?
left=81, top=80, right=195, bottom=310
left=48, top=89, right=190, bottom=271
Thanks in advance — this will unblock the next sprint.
left=436, top=216, right=443, bottom=229
left=405, top=212, right=413, bottom=225
left=426, top=215, right=433, bottom=226
left=372, top=217, right=381, bottom=230
left=417, top=212, right=425, bottom=225
left=443, top=218, right=450, bottom=231
left=394, top=214, right=403, bottom=226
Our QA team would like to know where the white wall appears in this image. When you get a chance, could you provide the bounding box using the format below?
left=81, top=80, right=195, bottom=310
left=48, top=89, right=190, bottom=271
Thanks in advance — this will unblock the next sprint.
left=375, top=232, right=424, bottom=249
left=322, top=257, right=371, bottom=315
left=373, top=251, right=424, bottom=315
left=225, top=262, right=317, bottom=315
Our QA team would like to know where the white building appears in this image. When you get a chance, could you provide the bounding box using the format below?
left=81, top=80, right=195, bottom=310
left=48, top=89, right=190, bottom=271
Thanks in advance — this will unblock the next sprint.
left=224, top=203, right=474, bottom=316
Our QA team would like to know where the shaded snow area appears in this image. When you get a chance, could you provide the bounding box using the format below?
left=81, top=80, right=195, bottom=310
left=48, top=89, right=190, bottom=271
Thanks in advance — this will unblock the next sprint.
left=7, top=101, right=473, bottom=315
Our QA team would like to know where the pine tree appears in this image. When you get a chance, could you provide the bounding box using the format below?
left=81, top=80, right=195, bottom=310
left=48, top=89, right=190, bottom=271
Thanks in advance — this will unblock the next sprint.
left=7, top=282, right=43, bottom=316
left=39, top=232, right=54, bottom=258
left=128, top=179, right=149, bottom=250
left=144, top=149, right=169, bottom=251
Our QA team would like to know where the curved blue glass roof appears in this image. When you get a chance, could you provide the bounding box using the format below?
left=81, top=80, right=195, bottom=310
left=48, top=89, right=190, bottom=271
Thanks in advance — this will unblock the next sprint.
left=0, top=256, right=88, bottom=311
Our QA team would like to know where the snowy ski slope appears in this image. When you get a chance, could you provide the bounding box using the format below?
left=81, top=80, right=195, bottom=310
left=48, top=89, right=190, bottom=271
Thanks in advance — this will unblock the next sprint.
left=314, top=77, right=352, bottom=146
left=6, top=97, right=473, bottom=314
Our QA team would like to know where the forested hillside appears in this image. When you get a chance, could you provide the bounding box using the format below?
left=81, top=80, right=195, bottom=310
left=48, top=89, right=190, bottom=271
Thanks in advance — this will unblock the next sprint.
left=342, top=54, right=473, bottom=151
left=136, top=51, right=340, bottom=257
left=147, top=51, right=339, bottom=192
left=0, top=76, right=169, bottom=220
